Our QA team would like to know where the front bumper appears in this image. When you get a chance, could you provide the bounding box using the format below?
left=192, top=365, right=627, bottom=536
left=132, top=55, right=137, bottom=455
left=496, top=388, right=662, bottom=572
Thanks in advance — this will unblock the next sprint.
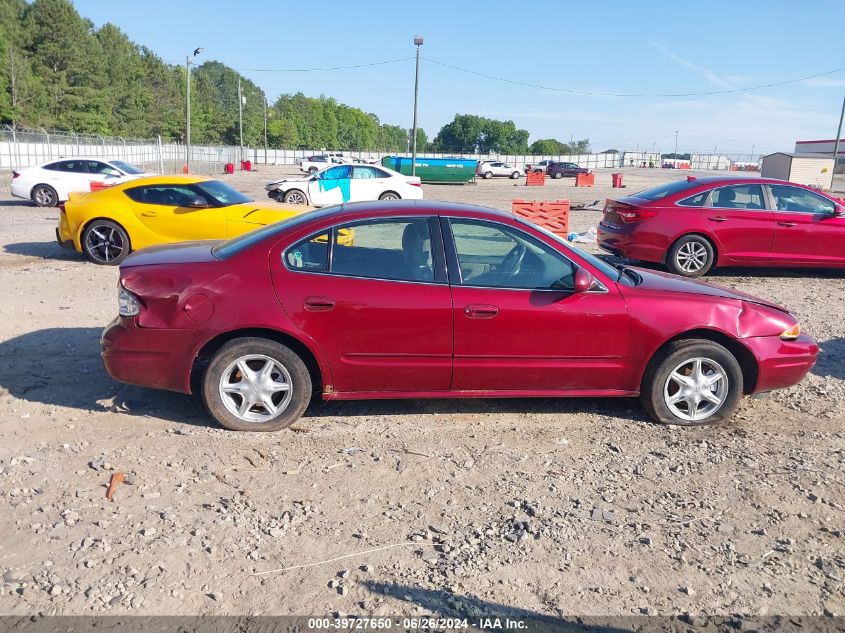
left=744, top=333, right=819, bottom=393
left=101, top=318, right=196, bottom=394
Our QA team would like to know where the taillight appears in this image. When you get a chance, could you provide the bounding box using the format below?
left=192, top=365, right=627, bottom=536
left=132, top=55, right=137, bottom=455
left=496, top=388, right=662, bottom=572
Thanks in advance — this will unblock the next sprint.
left=118, top=284, right=142, bottom=317
left=410, top=181, right=422, bottom=187
left=12, top=171, right=19, bottom=179
left=618, top=208, right=658, bottom=223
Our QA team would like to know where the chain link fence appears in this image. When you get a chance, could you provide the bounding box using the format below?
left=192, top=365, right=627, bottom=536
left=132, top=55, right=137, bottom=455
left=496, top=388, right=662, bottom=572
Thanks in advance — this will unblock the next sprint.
left=0, top=126, right=241, bottom=175
left=2, top=125, right=762, bottom=176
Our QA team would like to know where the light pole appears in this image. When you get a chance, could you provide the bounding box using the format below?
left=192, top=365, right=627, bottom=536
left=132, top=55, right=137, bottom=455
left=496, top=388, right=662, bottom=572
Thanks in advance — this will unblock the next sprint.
left=674, top=130, right=679, bottom=158
left=411, top=35, right=423, bottom=176
left=830, top=94, right=845, bottom=190
left=185, top=47, right=202, bottom=172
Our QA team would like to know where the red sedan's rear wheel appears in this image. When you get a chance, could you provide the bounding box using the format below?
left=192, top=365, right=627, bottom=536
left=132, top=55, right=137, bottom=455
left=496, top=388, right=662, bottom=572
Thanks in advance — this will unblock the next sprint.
left=640, top=339, right=743, bottom=426
left=667, top=235, right=715, bottom=277
left=202, top=337, right=312, bottom=431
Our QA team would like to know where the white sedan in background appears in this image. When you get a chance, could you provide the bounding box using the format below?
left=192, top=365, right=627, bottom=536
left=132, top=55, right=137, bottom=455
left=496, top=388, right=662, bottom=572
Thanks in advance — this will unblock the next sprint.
left=11, top=158, right=149, bottom=207
left=265, top=164, right=423, bottom=206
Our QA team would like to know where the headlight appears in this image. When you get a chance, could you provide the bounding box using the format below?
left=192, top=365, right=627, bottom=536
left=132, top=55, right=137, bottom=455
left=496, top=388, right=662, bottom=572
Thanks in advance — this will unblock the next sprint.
left=118, top=285, right=141, bottom=317
left=780, top=323, right=801, bottom=340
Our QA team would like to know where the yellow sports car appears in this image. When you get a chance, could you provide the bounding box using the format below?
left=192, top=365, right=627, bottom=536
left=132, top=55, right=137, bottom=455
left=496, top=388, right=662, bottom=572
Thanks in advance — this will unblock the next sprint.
left=56, top=175, right=309, bottom=265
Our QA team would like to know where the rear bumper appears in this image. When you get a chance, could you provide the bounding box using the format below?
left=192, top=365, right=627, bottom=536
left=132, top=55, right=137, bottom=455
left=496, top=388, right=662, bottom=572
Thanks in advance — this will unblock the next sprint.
left=101, top=318, right=196, bottom=394
left=597, top=221, right=667, bottom=263
left=744, top=333, right=818, bottom=393
left=55, top=227, right=74, bottom=250
left=10, top=182, right=29, bottom=200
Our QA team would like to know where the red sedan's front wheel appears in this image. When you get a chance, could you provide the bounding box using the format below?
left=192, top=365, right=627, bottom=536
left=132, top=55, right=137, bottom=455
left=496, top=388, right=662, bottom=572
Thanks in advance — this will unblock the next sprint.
left=640, top=339, right=743, bottom=426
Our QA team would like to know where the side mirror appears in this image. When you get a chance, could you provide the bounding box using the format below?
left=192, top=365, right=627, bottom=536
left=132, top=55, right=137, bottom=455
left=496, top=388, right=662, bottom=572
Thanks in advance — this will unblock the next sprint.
left=573, top=268, right=594, bottom=293
left=187, top=196, right=208, bottom=208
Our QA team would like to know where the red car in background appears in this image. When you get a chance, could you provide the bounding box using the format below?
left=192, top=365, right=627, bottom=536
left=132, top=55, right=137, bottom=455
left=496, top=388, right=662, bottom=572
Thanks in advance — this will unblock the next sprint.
left=597, top=177, right=845, bottom=277
left=102, top=201, right=817, bottom=431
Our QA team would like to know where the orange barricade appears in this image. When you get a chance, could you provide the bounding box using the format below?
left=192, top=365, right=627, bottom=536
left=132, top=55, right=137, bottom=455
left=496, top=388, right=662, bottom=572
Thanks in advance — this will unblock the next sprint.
left=575, top=173, right=595, bottom=187
left=525, top=171, right=545, bottom=186
left=512, top=199, right=570, bottom=239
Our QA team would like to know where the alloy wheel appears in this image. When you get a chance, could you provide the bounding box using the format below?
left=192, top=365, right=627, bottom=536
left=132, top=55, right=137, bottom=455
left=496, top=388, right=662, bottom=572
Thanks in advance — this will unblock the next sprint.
left=285, top=191, right=306, bottom=204
left=34, top=187, right=56, bottom=206
left=218, top=354, right=293, bottom=423
left=84, top=225, right=126, bottom=264
left=663, top=357, right=728, bottom=422
left=675, top=241, right=708, bottom=273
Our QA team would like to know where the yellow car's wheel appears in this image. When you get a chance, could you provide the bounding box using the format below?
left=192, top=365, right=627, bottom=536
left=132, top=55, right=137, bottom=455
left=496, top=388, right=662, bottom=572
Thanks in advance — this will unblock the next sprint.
left=82, top=219, right=131, bottom=266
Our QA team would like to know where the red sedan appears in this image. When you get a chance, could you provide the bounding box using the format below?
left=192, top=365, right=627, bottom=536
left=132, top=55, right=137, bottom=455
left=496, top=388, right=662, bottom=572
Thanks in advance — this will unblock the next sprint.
left=101, top=201, right=817, bottom=430
left=597, top=177, right=845, bottom=277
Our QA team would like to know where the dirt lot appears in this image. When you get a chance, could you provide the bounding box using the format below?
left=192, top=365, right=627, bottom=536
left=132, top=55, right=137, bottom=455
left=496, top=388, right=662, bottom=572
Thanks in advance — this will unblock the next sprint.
left=0, top=166, right=843, bottom=621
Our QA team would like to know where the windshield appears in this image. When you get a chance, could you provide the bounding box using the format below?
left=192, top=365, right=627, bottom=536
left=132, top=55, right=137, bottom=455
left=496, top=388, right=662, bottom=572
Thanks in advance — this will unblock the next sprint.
left=212, top=205, right=342, bottom=259
left=110, top=160, right=144, bottom=175
left=195, top=180, right=252, bottom=206
left=632, top=179, right=699, bottom=201
left=514, top=217, right=622, bottom=282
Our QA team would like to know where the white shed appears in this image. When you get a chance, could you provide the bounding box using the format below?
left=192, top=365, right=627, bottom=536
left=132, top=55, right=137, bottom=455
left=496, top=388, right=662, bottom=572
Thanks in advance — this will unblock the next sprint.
left=761, top=152, right=834, bottom=188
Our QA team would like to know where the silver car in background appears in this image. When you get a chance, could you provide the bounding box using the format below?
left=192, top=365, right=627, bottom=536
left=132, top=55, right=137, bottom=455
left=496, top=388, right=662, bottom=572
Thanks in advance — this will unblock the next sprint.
left=477, top=160, right=522, bottom=179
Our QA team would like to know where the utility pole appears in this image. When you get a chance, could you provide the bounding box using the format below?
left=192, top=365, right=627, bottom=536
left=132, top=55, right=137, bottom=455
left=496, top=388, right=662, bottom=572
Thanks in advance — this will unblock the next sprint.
left=185, top=47, right=203, bottom=172
left=830, top=94, right=845, bottom=190
left=238, top=77, right=244, bottom=166
left=264, top=95, right=268, bottom=166
left=411, top=36, right=423, bottom=176
left=674, top=130, right=679, bottom=158
left=751, top=144, right=755, bottom=163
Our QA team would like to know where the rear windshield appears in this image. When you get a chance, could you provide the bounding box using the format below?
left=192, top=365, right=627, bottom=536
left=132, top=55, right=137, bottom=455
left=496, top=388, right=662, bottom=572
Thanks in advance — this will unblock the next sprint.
left=632, top=179, right=699, bottom=201
left=110, top=160, right=144, bottom=175
left=211, top=206, right=342, bottom=259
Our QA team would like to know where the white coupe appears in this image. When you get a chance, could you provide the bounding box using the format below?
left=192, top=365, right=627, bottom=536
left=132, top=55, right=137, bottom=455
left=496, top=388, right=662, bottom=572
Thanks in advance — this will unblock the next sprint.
left=265, top=164, right=423, bottom=207
left=11, top=158, right=150, bottom=207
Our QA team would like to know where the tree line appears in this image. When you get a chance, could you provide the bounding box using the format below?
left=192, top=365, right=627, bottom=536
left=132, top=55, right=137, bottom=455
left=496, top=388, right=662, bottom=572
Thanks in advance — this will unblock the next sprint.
left=0, top=0, right=589, bottom=155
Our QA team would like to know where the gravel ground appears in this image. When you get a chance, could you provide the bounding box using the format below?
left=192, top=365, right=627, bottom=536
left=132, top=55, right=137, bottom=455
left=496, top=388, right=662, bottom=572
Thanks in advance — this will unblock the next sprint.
left=0, top=166, right=843, bottom=620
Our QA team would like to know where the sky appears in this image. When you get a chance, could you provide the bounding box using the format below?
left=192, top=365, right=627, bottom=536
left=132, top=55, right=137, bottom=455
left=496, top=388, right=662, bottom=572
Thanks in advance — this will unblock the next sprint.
left=78, top=0, right=845, bottom=157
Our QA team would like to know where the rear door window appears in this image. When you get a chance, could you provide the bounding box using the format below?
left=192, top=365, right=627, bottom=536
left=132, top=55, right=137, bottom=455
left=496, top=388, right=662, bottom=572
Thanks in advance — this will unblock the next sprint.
left=710, top=184, right=766, bottom=210
left=331, top=218, right=434, bottom=283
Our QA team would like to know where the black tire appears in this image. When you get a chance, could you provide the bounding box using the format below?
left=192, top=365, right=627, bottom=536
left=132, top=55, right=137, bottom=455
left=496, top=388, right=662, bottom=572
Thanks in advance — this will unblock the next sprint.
left=308, top=167, right=318, bottom=174
left=202, top=337, right=312, bottom=432
left=640, top=339, right=743, bottom=426
left=510, top=171, right=520, bottom=179
left=31, top=184, right=58, bottom=207
left=81, top=219, right=131, bottom=265
left=379, top=191, right=400, bottom=201
left=553, top=172, right=563, bottom=179
left=666, top=235, right=715, bottom=277
left=483, top=171, right=493, bottom=179
left=283, top=189, right=308, bottom=205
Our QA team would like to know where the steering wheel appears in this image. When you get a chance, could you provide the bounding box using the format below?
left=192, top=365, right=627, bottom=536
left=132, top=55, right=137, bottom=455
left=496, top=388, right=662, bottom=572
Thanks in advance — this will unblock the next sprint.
left=499, top=243, right=526, bottom=274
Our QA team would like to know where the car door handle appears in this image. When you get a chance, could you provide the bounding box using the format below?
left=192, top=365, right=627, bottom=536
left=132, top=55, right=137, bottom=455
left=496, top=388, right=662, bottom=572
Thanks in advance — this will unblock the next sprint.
left=304, top=296, right=335, bottom=312
left=464, top=304, right=499, bottom=319
left=708, top=216, right=728, bottom=222
left=141, top=211, right=157, bottom=217
left=778, top=221, right=796, bottom=227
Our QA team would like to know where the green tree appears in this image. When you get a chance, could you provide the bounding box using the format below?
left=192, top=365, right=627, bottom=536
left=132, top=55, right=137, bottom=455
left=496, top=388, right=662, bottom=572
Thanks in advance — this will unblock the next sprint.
left=26, top=0, right=110, bottom=132
left=432, top=114, right=529, bottom=154
left=529, top=138, right=567, bottom=155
